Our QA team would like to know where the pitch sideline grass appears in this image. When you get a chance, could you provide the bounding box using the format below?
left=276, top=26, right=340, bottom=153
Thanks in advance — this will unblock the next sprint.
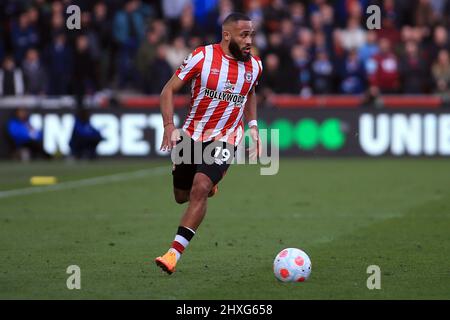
left=0, top=159, right=449, bottom=299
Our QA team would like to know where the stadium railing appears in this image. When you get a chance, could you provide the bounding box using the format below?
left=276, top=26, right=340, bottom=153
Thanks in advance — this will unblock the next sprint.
left=0, top=94, right=446, bottom=109
left=115, top=94, right=445, bottom=109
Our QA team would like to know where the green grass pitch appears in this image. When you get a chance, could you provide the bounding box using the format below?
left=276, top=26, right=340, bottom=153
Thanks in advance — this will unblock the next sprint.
left=0, top=159, right=449, bottom=299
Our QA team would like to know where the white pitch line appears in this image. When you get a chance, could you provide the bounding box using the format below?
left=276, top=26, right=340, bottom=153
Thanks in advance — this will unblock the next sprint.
left=0, top=166, right=168, bottom=199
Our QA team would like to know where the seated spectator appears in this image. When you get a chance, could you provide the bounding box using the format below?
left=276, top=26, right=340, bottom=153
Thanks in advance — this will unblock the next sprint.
left=415, top=0, right=436, bottom=27
left=263, top=0, right=289, bottom=33
left=166, top=36, right=190, bottom=71
left=432, top=49, right=450, bottom=97
left=367, top=38, right=400, bottom=94
left=338, top=17, right=366, bottom=51
left=79, top=11, right=102, bottom=61
left=311, top=49, right=334, bottom=94
left=146, top=44, right=172, bottom=94
left=428, top=25, right=450, bottom=63
left=280, top=18, right=296, bottom=49
left=399, top=41, right=429, bottom=93
left=259, top=53, right=288, bottom=102
left=162, top=0, right=191, bottom=38
left=11, top=11, right=39, bottom=64
left=290, top=45, right=312, bottom=96
left=0, top=56, right=25, bottom=96
left=69, top=108, right=103, bottom=160
left=22, top=48, right=48, bottom=95
left=49, top=7, right=66, bottom=42
left=314, top=31, right=331, bottom=58
left=246, top=0, right=266, bottom=30
left=358, top=30, right=379, bottom=65
left=376, top=16, right=401, bottom=50
left=297, top=28, right=314, bottom=58
left=6, top=107, right=50, bottom=161
left=92, top=1, right=114, bottom=89
left=310, top=11, right=324, bottom=34
left=193, top=0, right=219, bottom=29
left=331, top=29, right=346, bottom=61
left=265, top=32, right=287, bottom=63
left=73, top=34, right=98, bottom=106
left=136, top=28, right=160, bottom=90
left=179, top=5, right=203, bottom=45
left=339, top=49, right=366, bottom=94
left=45, top=33, right=72, bottom=95
left=113, top=0, right=146, bottom=89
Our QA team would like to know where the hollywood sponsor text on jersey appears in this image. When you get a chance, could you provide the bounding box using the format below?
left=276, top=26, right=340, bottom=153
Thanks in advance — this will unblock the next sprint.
left=203, top=88, right=246, bottom=106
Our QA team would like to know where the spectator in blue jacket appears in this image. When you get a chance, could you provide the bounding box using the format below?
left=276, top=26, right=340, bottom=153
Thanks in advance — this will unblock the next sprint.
left=113, top=0, right=147, bottom=88
left=69, top=108, right=103, bottom=160
left=339, top=49, right=366, bottom=94
left=11, top=11, right=39, bottom=64
left=45, top=33, right=72, bottom=95
left=7, top=107, right=50, bottom=160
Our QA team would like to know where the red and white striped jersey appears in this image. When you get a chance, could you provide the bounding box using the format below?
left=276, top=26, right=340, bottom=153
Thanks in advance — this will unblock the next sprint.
left=175, top=44, right=263, bottom=146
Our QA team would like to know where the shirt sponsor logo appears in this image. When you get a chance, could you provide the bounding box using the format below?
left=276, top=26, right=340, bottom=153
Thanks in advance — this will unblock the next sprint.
left=204, top=88, right=245, bottom=105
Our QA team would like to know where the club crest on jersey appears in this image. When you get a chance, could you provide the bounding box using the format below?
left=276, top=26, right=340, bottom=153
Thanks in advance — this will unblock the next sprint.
left=245, top=71, right=253, bottom=83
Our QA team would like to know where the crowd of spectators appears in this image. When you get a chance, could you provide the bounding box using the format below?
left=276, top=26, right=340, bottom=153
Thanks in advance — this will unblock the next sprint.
left=0, top=0, right=449, bottom=102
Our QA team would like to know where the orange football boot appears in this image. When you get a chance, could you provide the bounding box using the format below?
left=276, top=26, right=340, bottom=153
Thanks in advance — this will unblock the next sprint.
left=155, top=251, right=177, bottom=274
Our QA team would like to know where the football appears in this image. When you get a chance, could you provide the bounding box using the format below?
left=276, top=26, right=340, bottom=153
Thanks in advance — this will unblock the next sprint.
left=273, top=248, right=312, bottom=282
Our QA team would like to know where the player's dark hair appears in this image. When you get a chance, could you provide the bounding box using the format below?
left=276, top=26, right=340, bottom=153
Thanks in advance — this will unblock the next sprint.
left=222, top=12, right=251, bottom=26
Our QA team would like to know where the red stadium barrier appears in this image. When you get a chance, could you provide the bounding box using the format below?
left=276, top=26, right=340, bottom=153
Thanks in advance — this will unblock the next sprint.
left=270, top=95, right=361, bottom=108
left=381, top=96, right=442, bottom=108
left=116, top=95, right=443, bottom=109
left=120, top=95, right=190, bottom=108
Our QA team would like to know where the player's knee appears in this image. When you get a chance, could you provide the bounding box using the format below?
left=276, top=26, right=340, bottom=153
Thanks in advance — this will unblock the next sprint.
left=190, top=181, right=211, bottom=201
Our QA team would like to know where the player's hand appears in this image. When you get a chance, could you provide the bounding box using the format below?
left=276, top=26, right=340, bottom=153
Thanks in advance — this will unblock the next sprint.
left=247, top=126, right=262, bottom=161
left=160, top=123, right=180, bottom=152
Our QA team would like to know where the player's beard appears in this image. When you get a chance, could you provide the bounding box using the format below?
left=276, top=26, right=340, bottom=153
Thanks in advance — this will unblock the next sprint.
left=229, top=39, right=251, bottom=62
